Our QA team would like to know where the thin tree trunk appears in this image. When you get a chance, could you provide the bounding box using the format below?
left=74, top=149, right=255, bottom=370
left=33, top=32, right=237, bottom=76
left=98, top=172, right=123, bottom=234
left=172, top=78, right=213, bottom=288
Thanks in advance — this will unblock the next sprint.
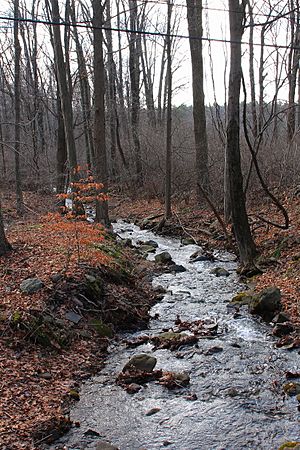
left=129, top=0, right=143, bottom=186
left=247, top=1, right=258, bottom=138
left=0, top=197, right=11, bottom=256
left=14, top=0, right=24, bottom=215
left=49, top=0, right=77, bottom=175
left=165, top=0, right=173, bottom=219
left=92, top=0, right=110, bottom=226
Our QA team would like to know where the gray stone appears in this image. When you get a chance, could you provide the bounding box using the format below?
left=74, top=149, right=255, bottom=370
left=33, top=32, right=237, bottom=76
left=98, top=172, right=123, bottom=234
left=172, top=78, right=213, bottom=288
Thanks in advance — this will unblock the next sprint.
left=155, top=252, right=173, bottom=265
left=65, top=311, right=82, bottom=324
left=210, top=267, right=230, bottom=277
left=249, top=287, right=282, bottom=321
left=122, top=354, right=157, bottom=373
left=20, top=278, right=44, bottom=294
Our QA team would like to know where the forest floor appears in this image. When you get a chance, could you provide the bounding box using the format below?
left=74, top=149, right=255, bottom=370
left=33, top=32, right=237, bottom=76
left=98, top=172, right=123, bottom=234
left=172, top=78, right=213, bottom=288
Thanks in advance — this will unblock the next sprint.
left=0, top=191, right=160, bottom=450
left=1, top=188, right=300, bottom=449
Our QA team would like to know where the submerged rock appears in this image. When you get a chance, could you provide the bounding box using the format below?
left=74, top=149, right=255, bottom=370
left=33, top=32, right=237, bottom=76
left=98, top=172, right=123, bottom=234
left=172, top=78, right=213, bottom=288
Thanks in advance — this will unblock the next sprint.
left=96, top=442, right=119, bottom=450
left=20, top=278, right=44, bottom=294
left=283, top=382, right=300, bottom=396
left=166, top=264, right=186, bottom=273
left=122, top=354, right=157, bottom=373
left=249, top=287, right=281, bottom=322
left=210, top=267, right=230, bottom=277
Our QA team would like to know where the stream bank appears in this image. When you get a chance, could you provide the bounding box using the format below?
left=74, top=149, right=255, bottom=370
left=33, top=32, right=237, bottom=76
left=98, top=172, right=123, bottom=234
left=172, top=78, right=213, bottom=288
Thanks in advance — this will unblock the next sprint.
left=50, top=221, right=300, bottom=450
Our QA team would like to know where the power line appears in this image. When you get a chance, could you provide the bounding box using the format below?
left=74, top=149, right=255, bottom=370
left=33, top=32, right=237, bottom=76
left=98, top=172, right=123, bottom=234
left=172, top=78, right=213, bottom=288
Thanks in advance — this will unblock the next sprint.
left=138, top=0, right=292, bottom=22
left=0, top=14, right=297, bottom=52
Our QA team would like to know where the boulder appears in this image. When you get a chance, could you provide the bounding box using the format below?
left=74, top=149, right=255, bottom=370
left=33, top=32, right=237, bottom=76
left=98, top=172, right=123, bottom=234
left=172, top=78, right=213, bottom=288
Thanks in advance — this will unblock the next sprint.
left=210, top=267, right=230, bottom=277
left=122, top=354, right=157, bottom=373
left=20, top=278, right=44, bottom=294
left=155, top=252, right=173, bottom=265
left=249, top=287, right=281, bottom=321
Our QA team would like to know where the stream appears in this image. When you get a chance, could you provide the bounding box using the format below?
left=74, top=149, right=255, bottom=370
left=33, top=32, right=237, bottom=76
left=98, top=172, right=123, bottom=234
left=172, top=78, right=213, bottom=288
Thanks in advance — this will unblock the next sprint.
left=52, top=221, right=300, bottom=450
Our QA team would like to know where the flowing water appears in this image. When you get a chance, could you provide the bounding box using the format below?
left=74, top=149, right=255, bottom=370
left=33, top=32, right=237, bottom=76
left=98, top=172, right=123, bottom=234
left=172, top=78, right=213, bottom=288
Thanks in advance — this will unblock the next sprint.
left=52, top=221, right=300, bottom=450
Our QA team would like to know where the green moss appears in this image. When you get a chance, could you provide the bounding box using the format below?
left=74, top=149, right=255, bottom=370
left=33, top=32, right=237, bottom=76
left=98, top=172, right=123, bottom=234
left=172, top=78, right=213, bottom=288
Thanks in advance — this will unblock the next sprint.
left=230, top=292, right=253, bottom=305
left=11, top=311, right=22, bottom=323
left=69, top=389, right=80, bottom=401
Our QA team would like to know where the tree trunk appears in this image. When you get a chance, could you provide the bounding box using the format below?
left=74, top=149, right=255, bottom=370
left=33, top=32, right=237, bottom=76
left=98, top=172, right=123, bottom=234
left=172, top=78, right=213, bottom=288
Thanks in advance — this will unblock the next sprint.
left=70, top=0, right=94, bottom=167
left=92, top=0, right=110, bottom=227
left=226, top=0, right=257, bottom=267
left=287, top=1, right=300, bottom=141
left=186, top=0, right=209, bottom=200
left=56, top=93, right=67, bottom=194
left=165, top=0, right=173, bottom=219
left=129, top=0, right=143, bottom=186
left=14, top=0, right=24, bottom=215
left=49, top=0, right=77, bottom=175
left=0, top=197, right=11, bottom=256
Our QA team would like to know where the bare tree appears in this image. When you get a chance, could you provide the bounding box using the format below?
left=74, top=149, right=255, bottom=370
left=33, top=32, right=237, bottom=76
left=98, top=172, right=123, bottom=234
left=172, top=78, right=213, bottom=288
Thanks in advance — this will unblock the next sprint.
left=92, top=0, right=110, bottom=226
left=186, top=0, right=209, bottom=199
left=165, top=0, right=173, bottom=219
left=14, top=0, right=24, bottom=215
left=226, top=0, right=257, bottom=268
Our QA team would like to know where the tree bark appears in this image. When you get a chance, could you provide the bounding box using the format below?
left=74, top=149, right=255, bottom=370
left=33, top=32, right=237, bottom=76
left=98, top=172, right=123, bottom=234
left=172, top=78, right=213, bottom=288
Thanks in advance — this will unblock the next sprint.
left=186, top=0, right=209, bottom=200
left=226, top=0, right=257, bottom=266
